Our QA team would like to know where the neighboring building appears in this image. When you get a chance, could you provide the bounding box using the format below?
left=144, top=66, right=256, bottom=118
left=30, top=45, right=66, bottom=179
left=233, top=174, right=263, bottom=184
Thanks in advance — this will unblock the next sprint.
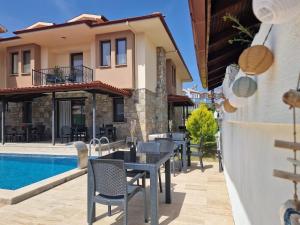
left=183, top=87, right=223, bottom=109
left=190, top=1, right=300, bottom=225
left=0, top=13, right=193, bottom=143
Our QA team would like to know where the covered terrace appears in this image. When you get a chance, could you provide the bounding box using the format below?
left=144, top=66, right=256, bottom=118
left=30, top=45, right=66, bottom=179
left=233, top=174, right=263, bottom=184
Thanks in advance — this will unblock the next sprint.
left=0, top=81, right=131, bottom=145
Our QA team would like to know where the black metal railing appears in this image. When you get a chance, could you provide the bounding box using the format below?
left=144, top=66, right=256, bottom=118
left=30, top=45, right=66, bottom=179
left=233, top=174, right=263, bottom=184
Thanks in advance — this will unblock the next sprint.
left=32, top=65, right=93, bottom=86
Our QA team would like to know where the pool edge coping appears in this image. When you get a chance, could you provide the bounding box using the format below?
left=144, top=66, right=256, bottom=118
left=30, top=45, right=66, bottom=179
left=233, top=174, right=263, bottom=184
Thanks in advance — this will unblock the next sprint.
left=0, top=168, right=87, bottom=205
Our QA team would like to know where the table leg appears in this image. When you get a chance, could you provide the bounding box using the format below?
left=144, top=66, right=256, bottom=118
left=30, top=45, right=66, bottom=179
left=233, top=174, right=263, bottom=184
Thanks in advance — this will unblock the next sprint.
left=165, top=159, right=172, bottom=204
left=182, top=143, right=187, bottom=172
left=87, top=163, right=95, bottom=224
left=150, top=167, right=159, bottom=225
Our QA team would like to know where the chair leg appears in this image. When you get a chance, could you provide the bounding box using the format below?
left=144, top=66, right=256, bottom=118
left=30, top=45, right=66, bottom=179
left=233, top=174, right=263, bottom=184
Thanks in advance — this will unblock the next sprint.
left=88, top=201, right=95, bottom=225
left=198, top=150, right=204, bottom=170
left=172, top=156, right=175, bottom=177
left=123, top=201, right=128, bottom=225
left=158, top=169, right=163, bottom=193
left=108, top=205, right=112, bottom=216
left=142, top=188, right=148, bottom=223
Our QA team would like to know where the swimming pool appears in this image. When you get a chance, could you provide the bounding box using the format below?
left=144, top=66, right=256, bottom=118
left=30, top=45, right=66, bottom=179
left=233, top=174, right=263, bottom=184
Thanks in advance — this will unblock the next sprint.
left=0, top=154, right=77, bottom=190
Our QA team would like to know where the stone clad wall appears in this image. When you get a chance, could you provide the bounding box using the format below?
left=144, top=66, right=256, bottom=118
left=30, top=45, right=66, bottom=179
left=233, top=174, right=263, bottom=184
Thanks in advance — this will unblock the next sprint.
left=155, top=47, right=168, bottom=134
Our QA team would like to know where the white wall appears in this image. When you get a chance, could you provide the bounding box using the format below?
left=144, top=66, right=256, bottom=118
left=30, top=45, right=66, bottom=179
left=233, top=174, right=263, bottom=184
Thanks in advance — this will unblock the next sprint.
left=135, top=33, right=157, bottom=92
left=222, top=17, right=300, bottom=225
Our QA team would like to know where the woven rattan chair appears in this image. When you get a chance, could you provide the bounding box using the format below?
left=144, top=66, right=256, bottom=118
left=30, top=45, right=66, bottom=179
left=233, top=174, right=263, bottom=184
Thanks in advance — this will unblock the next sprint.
left=155, top=138, right=181, bottom=176
left=88, top=159, right=148, bottom=225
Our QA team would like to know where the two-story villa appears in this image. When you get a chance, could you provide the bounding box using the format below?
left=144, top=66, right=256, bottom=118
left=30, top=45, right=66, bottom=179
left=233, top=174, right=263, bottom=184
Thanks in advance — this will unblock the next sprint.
left=0, top=13, right=193, bottom=144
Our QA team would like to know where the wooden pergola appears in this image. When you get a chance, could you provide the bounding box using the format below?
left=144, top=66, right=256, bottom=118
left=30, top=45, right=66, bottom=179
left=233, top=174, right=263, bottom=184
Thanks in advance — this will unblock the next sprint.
left=0, top=81, right=131, bottom=145
left=189, top=0, right=260, bottom=90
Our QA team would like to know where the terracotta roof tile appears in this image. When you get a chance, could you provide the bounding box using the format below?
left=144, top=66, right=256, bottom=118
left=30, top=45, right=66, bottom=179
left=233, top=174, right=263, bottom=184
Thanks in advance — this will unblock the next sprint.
left=0, top=81, right=132, bottom=97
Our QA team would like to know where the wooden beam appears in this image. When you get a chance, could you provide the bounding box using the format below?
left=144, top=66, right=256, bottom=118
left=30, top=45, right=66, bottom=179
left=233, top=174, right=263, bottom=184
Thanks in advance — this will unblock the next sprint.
left=52, top=92, right=56, bottom=146
left=211, top=0, right=241, bottom=17
left=274, top=140, right=300, bottom=151
left=273, top=170, right=300, bottom=182
left=208, top=72, right=226, bottom=83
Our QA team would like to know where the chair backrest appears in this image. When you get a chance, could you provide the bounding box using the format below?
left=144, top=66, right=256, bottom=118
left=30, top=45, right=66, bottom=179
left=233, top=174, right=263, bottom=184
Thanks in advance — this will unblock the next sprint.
left=61, top=126, right=71, bottom=135
left=155, top=138, right=177, bottom=153
left=148, top=133, right=170, bottom=141
left=137, top=142, right=160, bottom=153
left=171, top=132, right=186, bottom=141
left=89, top=159, right=127, bottom=197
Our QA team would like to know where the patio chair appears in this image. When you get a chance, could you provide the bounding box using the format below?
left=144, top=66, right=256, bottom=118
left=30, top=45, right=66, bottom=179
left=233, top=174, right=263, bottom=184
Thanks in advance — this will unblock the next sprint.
left=155, top=138, right=182, bottom=176
left=15, top=127, right=26, bottom=142
left=188, top=137, right=205, bottom=170
left=5, top=126, right=16, bottom=142
left=61, top=126, right=72, bottom=143
left=126, top=142, right=163, bottom=193
left=88, top=159, right=148, bottom=225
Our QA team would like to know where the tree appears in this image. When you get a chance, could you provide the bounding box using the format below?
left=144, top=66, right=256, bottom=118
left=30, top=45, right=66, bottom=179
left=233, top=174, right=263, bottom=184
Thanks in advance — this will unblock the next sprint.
left=186, top=103, right=218, bottom=144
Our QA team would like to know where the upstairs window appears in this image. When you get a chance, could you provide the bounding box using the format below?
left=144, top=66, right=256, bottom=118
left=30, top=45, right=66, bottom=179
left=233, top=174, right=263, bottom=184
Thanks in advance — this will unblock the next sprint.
left=22, top=50, right=31, bottom=74
left=100, top=40, right=111, bottom=67
left=172, top=66, right=176, bottom=88
left=113, top=97, right=124, bottom=122
left=11, top=52, right=19, bottom=75
left=116, top=38, right=127, bottom=65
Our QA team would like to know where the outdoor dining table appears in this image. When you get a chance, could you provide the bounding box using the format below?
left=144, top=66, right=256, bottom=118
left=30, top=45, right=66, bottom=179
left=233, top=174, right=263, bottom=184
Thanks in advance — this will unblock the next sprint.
left=87, top=150, right=172, bottom=225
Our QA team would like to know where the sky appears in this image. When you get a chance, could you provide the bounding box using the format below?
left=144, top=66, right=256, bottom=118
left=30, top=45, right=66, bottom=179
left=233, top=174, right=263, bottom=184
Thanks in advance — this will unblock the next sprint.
left=0, top=0, right=203, bottom=90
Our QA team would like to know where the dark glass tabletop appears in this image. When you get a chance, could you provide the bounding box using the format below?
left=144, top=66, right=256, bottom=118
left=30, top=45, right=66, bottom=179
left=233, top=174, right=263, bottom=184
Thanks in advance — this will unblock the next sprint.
left=99, top=150, right=170, bottom=165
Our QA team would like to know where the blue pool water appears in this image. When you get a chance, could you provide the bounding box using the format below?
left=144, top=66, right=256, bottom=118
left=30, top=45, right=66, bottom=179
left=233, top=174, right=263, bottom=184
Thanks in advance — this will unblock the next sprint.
left=0, top=154, right=77, bottom=190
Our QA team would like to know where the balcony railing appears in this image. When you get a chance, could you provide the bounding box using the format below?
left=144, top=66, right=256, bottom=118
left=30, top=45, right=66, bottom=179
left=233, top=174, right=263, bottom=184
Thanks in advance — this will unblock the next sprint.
left=32, top=65, right=93, bottom=86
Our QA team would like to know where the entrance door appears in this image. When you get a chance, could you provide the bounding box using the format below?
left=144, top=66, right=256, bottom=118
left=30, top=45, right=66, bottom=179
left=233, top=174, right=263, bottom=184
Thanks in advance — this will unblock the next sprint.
left=70, top=53, right=83, bottom=82
left=58, top=101, right=72, bottom=137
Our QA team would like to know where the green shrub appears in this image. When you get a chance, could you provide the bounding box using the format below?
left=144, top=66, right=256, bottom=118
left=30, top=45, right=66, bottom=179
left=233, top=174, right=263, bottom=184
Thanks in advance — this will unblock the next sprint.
left=186, top=103, right=218, bottom=144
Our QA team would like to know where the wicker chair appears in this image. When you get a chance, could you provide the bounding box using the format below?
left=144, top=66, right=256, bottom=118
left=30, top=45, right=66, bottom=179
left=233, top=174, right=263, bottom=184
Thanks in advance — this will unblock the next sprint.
left=155, top=138, right=181, bottom=176
left=88, top=159, right=148, bottom=225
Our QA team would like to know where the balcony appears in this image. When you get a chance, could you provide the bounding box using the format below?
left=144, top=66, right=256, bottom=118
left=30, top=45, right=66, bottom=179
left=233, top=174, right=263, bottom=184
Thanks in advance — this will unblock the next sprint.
left=32, top=65, right=93, bottom=86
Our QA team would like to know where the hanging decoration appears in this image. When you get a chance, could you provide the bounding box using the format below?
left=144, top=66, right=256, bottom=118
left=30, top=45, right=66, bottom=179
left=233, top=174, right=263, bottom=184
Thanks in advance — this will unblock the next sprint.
left=283, top=90, right=300, bottom=108
left=226, top=64, right=240, bottom=87
left=239, top=45, right=274, bottom=75
left=253, top=0, right=300, bottom=24
left=274, top=74, right=300, bottom=225
left=232, top=76, right=258, bottom=98
left=223, top=99, right=237, bottom=113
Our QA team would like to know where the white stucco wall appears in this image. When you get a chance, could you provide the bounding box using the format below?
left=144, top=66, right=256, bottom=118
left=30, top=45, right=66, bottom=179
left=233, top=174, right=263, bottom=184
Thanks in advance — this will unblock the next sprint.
left=222, top=17, right=300, bottom=225
left=135, top=33, right=157, bottom=92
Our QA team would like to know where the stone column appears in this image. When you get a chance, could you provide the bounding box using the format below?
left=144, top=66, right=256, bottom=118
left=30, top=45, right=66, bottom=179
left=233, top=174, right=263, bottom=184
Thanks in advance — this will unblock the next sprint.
left=155, top=47, right=168, bottom=133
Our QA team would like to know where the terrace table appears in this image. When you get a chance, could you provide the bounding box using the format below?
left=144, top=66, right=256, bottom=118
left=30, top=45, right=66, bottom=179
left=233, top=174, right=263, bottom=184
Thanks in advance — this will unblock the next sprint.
left=87, top=150, right=172, bottom=225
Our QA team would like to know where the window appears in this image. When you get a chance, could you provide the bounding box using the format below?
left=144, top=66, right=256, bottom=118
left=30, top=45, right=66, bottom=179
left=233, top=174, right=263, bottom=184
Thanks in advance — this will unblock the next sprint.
left=11, top=52, right=19, bottom=74
left=113, top=97, right=124, bottom=122
left=22, top=50, right=31, bottom=74
left=116, top=38, right=127, bottom=65
left=172, top=66, right=176, bottom=87
left=100, top=40, right=111, bottom=66
left=22, top=102, right=32, bottom=123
